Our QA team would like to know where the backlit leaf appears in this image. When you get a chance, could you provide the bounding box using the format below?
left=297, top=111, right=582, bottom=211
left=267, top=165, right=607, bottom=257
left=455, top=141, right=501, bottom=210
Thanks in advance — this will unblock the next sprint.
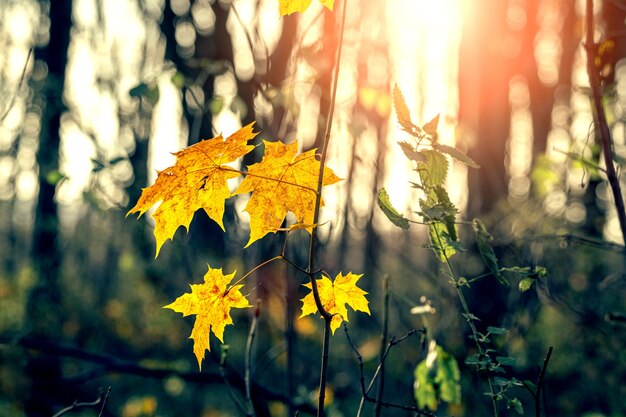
left=377, top=188, right=410, bottom=230
left=398, top=141, right=426, bottom=163
left=429, top=222, right=457, bottom=262
left=393, top=85, right=419, bottom=135
left=418, top=150, right=448, bottom=187
left=279, top=0, right=333, bottom=15
left=128, top=124, right=257, bottom=256
left=422, top=114, right=440, bottom=136
left=300, top=272, right=370, bottom=334
left=434, top=143, right=480, bottom=169
left=233, top=140, right=341, bottom=246
left=164, top=265, right=251, bottom=370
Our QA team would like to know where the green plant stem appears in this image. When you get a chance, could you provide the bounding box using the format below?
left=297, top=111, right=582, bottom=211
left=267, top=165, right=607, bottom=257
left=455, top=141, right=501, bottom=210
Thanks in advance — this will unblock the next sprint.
left=306, top=0, right=348, bottom=416
left=433, top=227, right=500, bottom=417
left=585, top=0, right=626, bottom=247
left=535, top=346, right=553, bottom=417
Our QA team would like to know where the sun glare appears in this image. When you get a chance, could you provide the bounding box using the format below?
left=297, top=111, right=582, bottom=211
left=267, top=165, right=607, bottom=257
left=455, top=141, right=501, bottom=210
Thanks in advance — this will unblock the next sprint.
left=383, top=0, right=464, bottom=213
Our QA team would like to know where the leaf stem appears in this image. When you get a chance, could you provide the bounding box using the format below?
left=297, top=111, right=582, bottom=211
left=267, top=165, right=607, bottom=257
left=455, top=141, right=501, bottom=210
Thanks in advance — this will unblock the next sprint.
left=245, top=301, right=260, bottom=417
left=306, top=0, right=348, bottom=415
left=433, top=226, right=500, bottom=417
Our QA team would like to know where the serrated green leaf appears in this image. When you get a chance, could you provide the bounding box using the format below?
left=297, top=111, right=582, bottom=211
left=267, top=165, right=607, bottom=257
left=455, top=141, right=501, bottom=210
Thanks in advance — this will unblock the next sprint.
left=422, top=114, right=440, bottom=136
left=434, top=143, right=480, bottom=169
left=377, top=188, right=410, bottom=230
left=432, top=186, right=458, bottom=240
left=398, top=141, right=426, bottom=163
left=393, top=85, right=419, bottom=135
left=519, top=277, right=535, bottom=292
left=429, top=222, right=456, bottom=262
left=419, top=150, right=448, bottom=187
left=473, top=219, right=508, bottom=286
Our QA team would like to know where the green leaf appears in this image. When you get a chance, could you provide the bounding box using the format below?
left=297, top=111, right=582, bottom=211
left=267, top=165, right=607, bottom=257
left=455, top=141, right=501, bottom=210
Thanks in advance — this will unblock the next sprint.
left=473, top=219, right=508, bottom=286
left=487, top=326, right=508, bottom=335
left=393, top=85, right=419, bottom=135
left=432, top=186, right=458, bottom=240
left=377, top=188, right=410, bottom=230
left=419, top=150, right=448, bottom=187
left=496, top=356, right=517, bottom=366
left=429, top=222, right=456, bottom=262
left=507, top=398, right=524, bottom=415
left=414, top=341, right=461, bottom=411
left=398, top=141, right=426, bottom=163
left=45, top=170, right=65, bottom=185
left=519, top=277, right=535, bottom=292
left=433, top=143, right=480, bottom=169
left=422, top=114, right=440, bottom=136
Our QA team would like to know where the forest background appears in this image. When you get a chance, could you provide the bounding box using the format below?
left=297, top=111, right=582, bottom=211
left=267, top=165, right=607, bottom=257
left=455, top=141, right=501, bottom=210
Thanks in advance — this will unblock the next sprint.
left=0, top=0, right=625, bottom=416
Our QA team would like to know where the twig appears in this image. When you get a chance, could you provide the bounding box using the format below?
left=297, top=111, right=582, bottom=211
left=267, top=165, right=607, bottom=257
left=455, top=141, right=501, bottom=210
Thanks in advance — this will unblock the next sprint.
left=306, top=1, right=348, bottom=416
left=585, top=0, right=626, bottom=247
left=219, top=346, right=248, bottom=415
left=374, top=276, right=390, bottom=417
left=535, top=346, right=554, bottom=417
left=343, top=324, right=432, bottom=416
left=52, top=387, right=110, bottom=417
left=245, top=301, right=261, bottom=417
left=98, top=386, right=111, bottom=417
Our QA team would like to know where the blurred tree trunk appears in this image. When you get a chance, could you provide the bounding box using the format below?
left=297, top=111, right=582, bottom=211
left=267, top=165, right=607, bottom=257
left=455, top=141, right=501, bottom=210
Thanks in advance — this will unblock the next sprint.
left=460, top=0, right=512, bottom=217
left=25, top=0, right=73, bottom=415
left=312, top=9, right=337, bottom=151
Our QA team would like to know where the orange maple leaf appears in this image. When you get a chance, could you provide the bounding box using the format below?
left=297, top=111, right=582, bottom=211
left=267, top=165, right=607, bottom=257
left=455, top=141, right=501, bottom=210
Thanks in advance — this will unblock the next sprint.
left=164, top=265, right=251, bottom=370
left=300, top=272, right=370, bottom=334
left=233, top=140, right=341, bottom=247
left=127, top=124, right=257, bottom=256
left=279, top=0, right=334, bottom=15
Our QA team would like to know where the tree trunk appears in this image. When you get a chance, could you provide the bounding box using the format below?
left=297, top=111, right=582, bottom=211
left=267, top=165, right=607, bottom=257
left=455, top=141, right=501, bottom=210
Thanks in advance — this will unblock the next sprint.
left=460, top=0, right=511, bottom=217
left=25, top=0, right=73, bottom=415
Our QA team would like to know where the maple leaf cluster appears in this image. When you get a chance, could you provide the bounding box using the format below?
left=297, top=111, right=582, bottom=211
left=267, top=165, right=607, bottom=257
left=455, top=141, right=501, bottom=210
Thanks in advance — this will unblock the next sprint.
left=129, top=124, right=369, bottom=369
left=128, top=123, right=340, bottom=255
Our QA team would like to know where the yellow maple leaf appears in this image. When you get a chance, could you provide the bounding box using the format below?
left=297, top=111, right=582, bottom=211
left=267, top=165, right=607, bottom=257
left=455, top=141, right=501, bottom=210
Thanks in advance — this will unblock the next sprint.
left=233, top=140, right=341, bottom=247
left=279, top=0, right=334, bottom=16
left=127, top=124, right=257, bottom=256
left=300, top=272, right=370, bottom=334
left=164, top=265, right=251, bottom=370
